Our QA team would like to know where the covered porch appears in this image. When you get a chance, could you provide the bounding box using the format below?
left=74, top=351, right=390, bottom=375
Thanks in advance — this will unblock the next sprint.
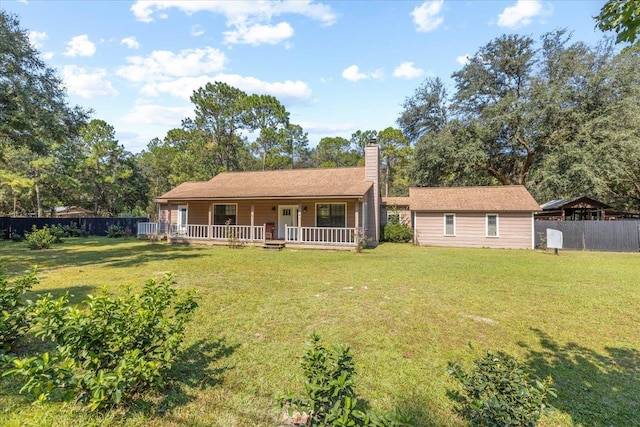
left=139, top=198, right=368, bottom=249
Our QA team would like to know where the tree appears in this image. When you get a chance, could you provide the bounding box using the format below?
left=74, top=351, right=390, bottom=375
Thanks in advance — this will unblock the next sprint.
left=398, top=77, right=449, bottom=144
left=246, top=94, right=290, bottom=170
left=403, top=30, right=640, bottom=210
left=284, top=123, right=311, bottom=168
left=0, top=11, right=87, bottom=157
left=190, top=82, right=252, bottom=172
left=377, top=127, right=412, bottom=196
left=312, top=137, right=360, bottom=168
left=350, top=129, right=377, bottom=158
left=595, top=0, right=640, bottom=44
left=78, top=119, right=133, bottom=215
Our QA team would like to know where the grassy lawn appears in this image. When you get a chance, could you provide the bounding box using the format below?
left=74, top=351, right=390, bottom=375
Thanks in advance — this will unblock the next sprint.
left=1, top=238, right=639, bottom=426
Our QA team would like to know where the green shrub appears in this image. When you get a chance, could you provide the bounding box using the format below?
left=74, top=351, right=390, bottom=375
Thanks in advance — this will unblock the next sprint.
left=106, top=224, right=125, bottom=238
left=279, top=333, right=414, bottom=426
left=448, top=350, right=555, bottom=426
left=48, top=224, right=66, bottom=243
left=0, top=268, right=38, bottom=353
left=10, top=231, right=23, bottom=242
left=62, top=222, right=87, bottom=237
left=25, top=225, right=57, bottom=249
left=382, top=223, right=413, bottom=243
left=3, top=273, right=198, bottom=410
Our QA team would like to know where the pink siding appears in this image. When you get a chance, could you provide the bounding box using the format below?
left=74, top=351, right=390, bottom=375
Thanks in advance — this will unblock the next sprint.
left=414, top=212, right=533, bottom=249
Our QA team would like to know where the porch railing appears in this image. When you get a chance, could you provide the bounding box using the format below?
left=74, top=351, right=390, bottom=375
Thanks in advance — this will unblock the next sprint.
left=137, top=222, right=265, bottom=241
left=285, top=225, right=358, bottom=245
left=138, top=222, right=358, bottom=246
left=137, top=222, right=158, bottom=236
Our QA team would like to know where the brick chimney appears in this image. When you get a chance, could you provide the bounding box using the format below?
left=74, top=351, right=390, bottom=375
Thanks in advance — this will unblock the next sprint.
left=364, top=140, right=380, bottom=244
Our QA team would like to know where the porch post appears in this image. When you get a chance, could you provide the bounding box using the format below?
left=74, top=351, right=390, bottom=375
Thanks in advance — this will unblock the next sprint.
left=208, top=203, right=213, bottom=239
left=297, top=203, right=302, bottom=242
left=251, top=204, right=255, bottom=240
left=355, top=201, right=360, bottom=246
left=167, top=204, right=172, bottom=238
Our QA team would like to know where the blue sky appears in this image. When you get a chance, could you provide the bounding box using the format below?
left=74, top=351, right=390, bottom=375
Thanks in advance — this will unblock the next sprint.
left=5, top=0, right=608, bottom=153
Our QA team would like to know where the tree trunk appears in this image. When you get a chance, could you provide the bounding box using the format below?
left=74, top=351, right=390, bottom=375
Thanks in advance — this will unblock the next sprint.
left=94, top=182, right=99, bottom=215
left=34, top=167, right=42, bottom=217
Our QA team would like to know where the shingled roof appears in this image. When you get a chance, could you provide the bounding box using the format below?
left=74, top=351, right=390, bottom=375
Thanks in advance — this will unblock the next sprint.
left=156, top=167, right=372, bottom=202
left=409, top=186, right=540, bottom=212
left=381, top=197, right=411, bottom=206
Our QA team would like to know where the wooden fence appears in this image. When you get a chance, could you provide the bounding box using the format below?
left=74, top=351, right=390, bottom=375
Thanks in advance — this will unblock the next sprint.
left=534, top=220, right=640, bottom=252
left=0, top=217, right=148, bottom=239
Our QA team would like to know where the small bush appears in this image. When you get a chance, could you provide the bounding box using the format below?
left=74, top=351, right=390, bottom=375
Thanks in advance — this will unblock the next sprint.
left=0, top=268, right=38, bottom=353
left=448, top=350, right=555, bottom=426
left=10, top=231, right=23, bottom=242
left=48, top=224, right=66, bottom=243
left=279, top=333, right=414, bottom=426
left=25, top=225, right=57, bottom=249
left=3, top=273, right=198, bottom=410
left=382, top=223, right=413, bottom=243
left=106, top=224, right=125, bottom=238
left=62, top=222, right=87, bottom=237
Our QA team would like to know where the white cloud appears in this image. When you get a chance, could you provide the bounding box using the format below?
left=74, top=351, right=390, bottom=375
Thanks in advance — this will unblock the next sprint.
left=62, top=65, right=118, bottom=98
left=27, top=30, right=47, bottom=49
left=497, top=0, right=544, bottom=28
left=456, top=54, right=471, bottom=65
left=412, top=0, right=444, bottom=33
left=393, top=61, right=424, bottom=79
left=130, top=0, right=335, bottom=45
left=141, top=74, right=312, bottom=102
left=122, top=104, right=193, bottom=126
left=120, top=36, right=140, bottom=49
left=342, top=65, right=383, bottom=82
left=342, top=65, right=367, bottom=82
left=191, top=24, right=205, bottom=36
left=42, top=52, right=54, bottom=60
left=64, top=34, right=96, bottom=57
left=223, top=22, right=294, bottom=45
left=117, top=47, right=228, bottom=83
left=131, top=0, right=336, bottom=24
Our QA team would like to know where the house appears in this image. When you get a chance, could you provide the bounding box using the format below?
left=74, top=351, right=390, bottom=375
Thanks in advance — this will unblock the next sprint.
left=139, top=143, right=541, bottom=250
left=140, top=144, right=380, bottom=249
left=51, top=206, right=93, bottom=218
left=409, top=186, right=540, bottom=249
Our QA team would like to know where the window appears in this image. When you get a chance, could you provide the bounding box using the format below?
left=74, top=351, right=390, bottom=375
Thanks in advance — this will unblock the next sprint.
left=316, top=203, right=346, bottom=227
left=387, top=211, right=400, bottom=224
left=444, top=214, right=455, bottom=236
left=214, top=204, right=237, bottom=225
left=486, top=214, right=498, bottom=237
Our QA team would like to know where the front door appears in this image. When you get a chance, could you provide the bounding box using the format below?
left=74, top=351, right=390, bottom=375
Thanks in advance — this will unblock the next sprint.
left=278, top=205, right=298, bottom=239
left=177, top=205, right=187, bottom=235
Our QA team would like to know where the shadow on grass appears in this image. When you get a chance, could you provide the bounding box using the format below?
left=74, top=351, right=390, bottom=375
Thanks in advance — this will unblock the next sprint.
left=520, top=328, right=640, bottom=427
left=26, top=284, right=98, bottom=305
left=0, top=238, right=208, bottom=272
left=130, top=338, right=240, bottom=416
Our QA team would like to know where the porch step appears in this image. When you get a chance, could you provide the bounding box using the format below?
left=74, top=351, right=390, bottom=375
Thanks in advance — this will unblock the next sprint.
left=263, top=241, right=285, bottom=251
